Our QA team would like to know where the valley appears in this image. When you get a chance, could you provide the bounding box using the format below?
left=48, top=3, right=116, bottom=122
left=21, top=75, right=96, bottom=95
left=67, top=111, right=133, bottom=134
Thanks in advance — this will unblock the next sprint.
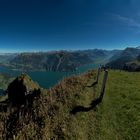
left=1, top=47, right=140, bottom=73
left=1, top=1, right=140, bottom=139
left=0, top=49, right=118, bottom=72
left=0, top=63, right=99, bottom=90
left=1, top=46, right=140, bottom=91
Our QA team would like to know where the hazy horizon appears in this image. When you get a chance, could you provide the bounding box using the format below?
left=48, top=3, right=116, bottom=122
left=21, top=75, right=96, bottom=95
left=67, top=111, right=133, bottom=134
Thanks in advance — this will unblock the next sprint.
left=0, top=46, right=135, bottom=53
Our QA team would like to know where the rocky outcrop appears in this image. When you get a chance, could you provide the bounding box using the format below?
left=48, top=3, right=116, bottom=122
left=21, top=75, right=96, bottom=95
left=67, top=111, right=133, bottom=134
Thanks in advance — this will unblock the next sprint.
left=7, top=74, right=40, bottom=105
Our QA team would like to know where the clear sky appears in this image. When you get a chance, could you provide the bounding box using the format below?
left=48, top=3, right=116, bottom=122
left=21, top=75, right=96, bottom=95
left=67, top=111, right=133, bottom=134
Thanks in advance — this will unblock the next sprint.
left=0, top=0, right=140, bottom=52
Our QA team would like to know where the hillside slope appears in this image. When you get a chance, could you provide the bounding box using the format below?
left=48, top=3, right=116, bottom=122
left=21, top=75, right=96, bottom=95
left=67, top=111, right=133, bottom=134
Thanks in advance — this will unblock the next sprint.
left=108, top=47, right=140, bottom=71
left=0, top=70, right=140, bottom=139
left=94, top=71, right=140, bottom=139
left=0, top=74, right=14, bottom=91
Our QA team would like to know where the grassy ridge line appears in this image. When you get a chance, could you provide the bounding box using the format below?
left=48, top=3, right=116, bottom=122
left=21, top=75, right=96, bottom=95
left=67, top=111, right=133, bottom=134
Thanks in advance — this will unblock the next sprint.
left=43, top=70, right=98, bottom=139
left=94, top=70, right=140, bottom=140
left=1, top=70, right=140, bottom=139
left=0, top=70, right=98, bottom=139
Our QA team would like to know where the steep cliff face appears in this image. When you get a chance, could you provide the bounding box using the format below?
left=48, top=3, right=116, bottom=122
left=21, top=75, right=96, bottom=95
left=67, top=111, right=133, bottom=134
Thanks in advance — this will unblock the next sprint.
left=9, top=51, right=94, bottom=71
left=0, top=49, right=122, bottom=72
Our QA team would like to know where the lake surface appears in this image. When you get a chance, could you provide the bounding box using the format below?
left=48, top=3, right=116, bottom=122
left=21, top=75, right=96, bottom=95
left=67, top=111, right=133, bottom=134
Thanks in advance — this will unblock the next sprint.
left=0, top=64, right=99, bottom=88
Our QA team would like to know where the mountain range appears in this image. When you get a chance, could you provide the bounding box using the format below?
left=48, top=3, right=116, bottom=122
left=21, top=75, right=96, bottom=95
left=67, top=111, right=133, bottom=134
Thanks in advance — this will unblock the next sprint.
left=108, top=47, right=140, bottom=71
left=0, top=47, right=140, bottom=72
left=0, top=49, right=119, bottom=72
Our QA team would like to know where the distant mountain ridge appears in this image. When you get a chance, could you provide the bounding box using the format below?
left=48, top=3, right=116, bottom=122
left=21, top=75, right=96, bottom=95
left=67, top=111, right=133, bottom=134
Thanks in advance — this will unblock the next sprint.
left=0, top=49, right=117, bottom=72
left=0, top=53, right=17, bottom=63
left=1, top=47, right=140, bottom=72
left=136, top=46, right=140, bottom=49
left=107, top=47, right=140, bottom=71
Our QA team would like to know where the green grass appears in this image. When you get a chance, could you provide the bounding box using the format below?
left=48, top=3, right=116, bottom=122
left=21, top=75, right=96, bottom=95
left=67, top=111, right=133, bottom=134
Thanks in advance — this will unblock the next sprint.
left=94, top=70, right=140, bottom=140
left=0, top=74, right=14, bottom=90
left=0, top=70, right=140, bottom=140
left=62, top=70, right=140, bottom=140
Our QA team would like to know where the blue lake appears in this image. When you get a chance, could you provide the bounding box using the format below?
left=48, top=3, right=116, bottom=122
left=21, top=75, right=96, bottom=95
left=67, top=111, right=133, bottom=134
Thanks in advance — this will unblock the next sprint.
left=0, top=64, right=99, bottom=88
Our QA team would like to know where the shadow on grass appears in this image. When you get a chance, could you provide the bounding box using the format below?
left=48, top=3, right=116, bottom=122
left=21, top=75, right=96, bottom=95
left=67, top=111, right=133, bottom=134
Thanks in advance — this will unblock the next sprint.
left=70, top=97, right=102, bottom=115
left=85, top=81, right=98, bottom=88
left=71, top=78, right=101, bottom=115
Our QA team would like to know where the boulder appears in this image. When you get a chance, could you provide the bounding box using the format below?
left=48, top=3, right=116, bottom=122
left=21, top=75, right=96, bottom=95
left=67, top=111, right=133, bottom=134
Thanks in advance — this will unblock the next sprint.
left=7, top=74, right=40, bottom=105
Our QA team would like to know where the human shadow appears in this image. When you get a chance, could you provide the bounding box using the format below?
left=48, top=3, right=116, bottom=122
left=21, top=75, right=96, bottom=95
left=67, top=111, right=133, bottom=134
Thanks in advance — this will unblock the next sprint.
left=70, top=97, right=102, bottom=115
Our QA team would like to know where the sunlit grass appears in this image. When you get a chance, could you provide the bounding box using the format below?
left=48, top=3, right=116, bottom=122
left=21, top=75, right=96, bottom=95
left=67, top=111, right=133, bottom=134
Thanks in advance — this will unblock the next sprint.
left=94, top=70, right=140, bottom=140
left=0, top=70, right=140, bottom=139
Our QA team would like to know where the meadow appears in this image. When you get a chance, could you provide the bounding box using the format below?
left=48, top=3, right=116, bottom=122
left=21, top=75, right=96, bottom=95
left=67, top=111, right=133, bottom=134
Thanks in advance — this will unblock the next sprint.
left=0, top=70, right=140, bottom=140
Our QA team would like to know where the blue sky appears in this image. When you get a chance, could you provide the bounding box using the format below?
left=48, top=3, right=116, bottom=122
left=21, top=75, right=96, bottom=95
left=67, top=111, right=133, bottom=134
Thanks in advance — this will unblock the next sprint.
left=0, top=0, right=140, bottom=52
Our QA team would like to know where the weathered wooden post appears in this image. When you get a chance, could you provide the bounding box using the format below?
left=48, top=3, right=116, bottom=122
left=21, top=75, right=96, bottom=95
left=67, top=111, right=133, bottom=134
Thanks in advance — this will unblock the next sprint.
left=96, top=68, right=100, bottom=83
left=99, top=70, right=108, bottom=101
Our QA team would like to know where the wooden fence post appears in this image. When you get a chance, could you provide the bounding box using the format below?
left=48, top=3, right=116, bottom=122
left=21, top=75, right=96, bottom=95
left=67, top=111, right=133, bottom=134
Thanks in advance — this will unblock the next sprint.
left=96, top=68, right=100, bottom=83
left=99, top=70, right=108, bottom=101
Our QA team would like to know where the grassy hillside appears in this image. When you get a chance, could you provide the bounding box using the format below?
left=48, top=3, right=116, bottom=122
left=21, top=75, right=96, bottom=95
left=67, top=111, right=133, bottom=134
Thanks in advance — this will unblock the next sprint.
left=0, top=70, right=140, bottom=139
left=94, top=70, right=140, bottom=140
left=0, top=74, right=14, bottom=90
